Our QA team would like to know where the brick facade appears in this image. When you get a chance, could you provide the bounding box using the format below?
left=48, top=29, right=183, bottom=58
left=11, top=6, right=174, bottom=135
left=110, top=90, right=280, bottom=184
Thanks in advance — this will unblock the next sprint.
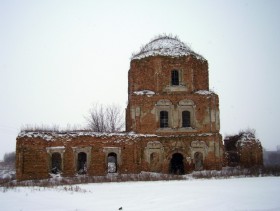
left=16, top=35, right=224, bottom=180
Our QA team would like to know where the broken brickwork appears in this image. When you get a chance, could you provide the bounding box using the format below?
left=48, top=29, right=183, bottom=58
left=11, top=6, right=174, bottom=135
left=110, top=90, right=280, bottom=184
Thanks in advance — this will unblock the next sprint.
left=224, top=130, right=263, bottom=167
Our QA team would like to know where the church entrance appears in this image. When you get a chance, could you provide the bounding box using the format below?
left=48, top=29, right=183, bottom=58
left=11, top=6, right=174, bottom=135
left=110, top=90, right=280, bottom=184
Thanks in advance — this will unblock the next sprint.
left=169, top=153, right=185, bottom=174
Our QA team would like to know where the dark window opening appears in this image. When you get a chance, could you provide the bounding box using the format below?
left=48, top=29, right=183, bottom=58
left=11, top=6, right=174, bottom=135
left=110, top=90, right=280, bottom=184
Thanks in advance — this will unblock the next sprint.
left=169, top=153, right=185, bottom=174
left=182, top=111, right=191, bottom=127
left=77, top=152, right=87, bottom=174
left=108, top=152, right=117, bottom=173
left=160, top=111, right=169, bottom=128
left=171, top=70, right=179, bottom=85
left=51, top=153, right=62, bottom=174
left=194, top=152, right=203, bottom=171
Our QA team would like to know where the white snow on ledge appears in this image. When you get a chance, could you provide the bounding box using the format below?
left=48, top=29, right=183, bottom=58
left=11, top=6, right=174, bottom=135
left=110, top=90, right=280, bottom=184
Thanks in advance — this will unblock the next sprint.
left=195, top=90, right=215, bottom=95
left=46, top=146, right=65, bottom=150
left=133, top=90, right=155, bottom=96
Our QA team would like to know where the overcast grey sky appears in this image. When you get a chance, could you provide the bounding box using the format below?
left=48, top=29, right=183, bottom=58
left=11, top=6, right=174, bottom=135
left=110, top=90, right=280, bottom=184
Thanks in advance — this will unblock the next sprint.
left=0, top=0, right=280, bottom=158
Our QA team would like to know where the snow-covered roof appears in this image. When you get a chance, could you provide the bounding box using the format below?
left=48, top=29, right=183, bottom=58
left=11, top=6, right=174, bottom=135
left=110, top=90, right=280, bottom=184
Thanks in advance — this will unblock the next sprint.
left=131, top=35, right=205, bottom=61
left=17, top=131, right=157, bottom=141
left=17, top=131, right=215, bottom=141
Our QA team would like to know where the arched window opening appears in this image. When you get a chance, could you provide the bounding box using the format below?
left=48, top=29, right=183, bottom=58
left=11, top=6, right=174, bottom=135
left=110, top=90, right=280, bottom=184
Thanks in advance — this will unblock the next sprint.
left=169, top=153, right=185, bottom=174
left=77, top=152, right=87, bottom=174
left=182, top=111, right=191, bottom=127
left=108, top=153, right=117, bottom=173
left=51, top=153, right=62, bottom=174
left=194, top=152, right=203, bottom=171
left=171, top=70, right=179, bottom=85
left=160, top=111, right=168, bottom=128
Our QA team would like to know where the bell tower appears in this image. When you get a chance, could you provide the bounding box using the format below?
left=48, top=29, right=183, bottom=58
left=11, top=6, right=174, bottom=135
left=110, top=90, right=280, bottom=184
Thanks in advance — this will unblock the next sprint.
left=126, top=35, right=220, bottom=136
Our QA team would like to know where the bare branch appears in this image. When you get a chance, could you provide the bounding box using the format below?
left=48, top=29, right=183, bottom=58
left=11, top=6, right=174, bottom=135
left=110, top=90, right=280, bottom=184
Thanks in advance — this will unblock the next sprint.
left=86, top=103, right=124, bottom=132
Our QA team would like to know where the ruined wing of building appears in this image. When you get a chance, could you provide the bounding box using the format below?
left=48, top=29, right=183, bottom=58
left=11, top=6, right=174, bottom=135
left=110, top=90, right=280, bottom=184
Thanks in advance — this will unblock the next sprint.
left=16, top=35, right=224, bottom=180
left=224, top=130, right=263, bottom=168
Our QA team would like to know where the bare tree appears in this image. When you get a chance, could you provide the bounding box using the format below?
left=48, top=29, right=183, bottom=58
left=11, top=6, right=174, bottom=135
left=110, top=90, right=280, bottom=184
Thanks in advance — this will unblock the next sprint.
left=3, top=152, right=15, bottom=164
left=3, top=152, right=16, bottom=168
left=86, top=103, right=124, bottom=132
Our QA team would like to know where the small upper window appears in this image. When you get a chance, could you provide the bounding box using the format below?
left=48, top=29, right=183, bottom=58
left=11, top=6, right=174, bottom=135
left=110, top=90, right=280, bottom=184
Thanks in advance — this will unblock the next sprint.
left=171, top=70, right=179, bottom=85
left=182, top=111, right=191, bottom=127
left=160, top=111, right=169, bottom=128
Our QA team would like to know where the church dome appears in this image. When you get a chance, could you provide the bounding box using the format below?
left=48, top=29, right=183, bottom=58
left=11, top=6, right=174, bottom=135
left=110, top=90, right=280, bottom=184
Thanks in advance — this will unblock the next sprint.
left=131, top=35, right=205, bottom=60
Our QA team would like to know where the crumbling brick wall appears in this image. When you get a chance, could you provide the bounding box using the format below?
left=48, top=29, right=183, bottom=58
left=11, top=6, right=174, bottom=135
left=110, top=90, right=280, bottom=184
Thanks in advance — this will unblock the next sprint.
left=16, top=131, right=223, bottom=180
left=224, top=130, right=263, bottom=167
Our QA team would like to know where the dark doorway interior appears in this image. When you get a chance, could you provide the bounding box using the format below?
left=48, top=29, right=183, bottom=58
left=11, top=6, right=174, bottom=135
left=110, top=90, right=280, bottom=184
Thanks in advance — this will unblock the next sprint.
left=77, top=152, right=87, bottom=174
left=169, top=153, right=185, bottom=174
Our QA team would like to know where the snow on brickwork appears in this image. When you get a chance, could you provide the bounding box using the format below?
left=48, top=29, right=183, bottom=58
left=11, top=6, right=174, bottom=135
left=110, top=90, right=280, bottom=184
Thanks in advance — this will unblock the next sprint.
left=17, top=131, right=158, bottom=141
left=133, top=90, right=155, bottom=96
left=237, top=131, right=262, bottom=147
left=17, top=131, right=215, bottom=141
left=195, top=90, right=215, bottom=95
left=131, top=35, right=205, bottom=61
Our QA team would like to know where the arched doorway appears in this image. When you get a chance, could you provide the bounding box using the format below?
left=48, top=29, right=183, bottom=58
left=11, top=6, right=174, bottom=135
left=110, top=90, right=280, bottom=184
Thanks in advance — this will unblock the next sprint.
left=77, top=152, right=87, bottom=174
left=194, top=152, right=203, bottom=171
left=108, top=152, right=117, bottom=173
left=51, top=152, right=62, bottom=174
left=169, top=153, right=185, bottom=174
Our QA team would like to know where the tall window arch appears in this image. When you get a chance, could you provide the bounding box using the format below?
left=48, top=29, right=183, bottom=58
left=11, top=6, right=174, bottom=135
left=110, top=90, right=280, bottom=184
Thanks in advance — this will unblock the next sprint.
left=171, top=70, right=179, bottom=85
left=108, top=152, right=117, bottom=173
left=182, top=111, right=191, bottom=127
left=77, top=152, right=87, bottom=174
left=160, top=111, right=169, bottom=128
left=51, top=152, right=62, bottom=174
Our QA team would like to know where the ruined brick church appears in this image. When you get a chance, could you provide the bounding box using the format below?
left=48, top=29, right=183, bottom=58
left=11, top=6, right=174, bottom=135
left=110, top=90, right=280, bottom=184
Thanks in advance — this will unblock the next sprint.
left=16, top=35, right=224, bottom=180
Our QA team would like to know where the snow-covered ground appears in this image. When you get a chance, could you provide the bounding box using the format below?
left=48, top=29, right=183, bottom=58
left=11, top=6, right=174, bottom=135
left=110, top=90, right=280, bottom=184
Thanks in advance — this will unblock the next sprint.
left=1, top=177, right=280, bottom=211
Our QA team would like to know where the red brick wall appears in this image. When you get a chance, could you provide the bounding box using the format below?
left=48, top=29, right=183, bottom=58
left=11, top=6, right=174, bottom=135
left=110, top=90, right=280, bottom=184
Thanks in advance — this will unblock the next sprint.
left=126, top=55, right=219, bottom=134
left=129, top=55, right=208, bottom=94
left=16, top=133, right=223, bottom=180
